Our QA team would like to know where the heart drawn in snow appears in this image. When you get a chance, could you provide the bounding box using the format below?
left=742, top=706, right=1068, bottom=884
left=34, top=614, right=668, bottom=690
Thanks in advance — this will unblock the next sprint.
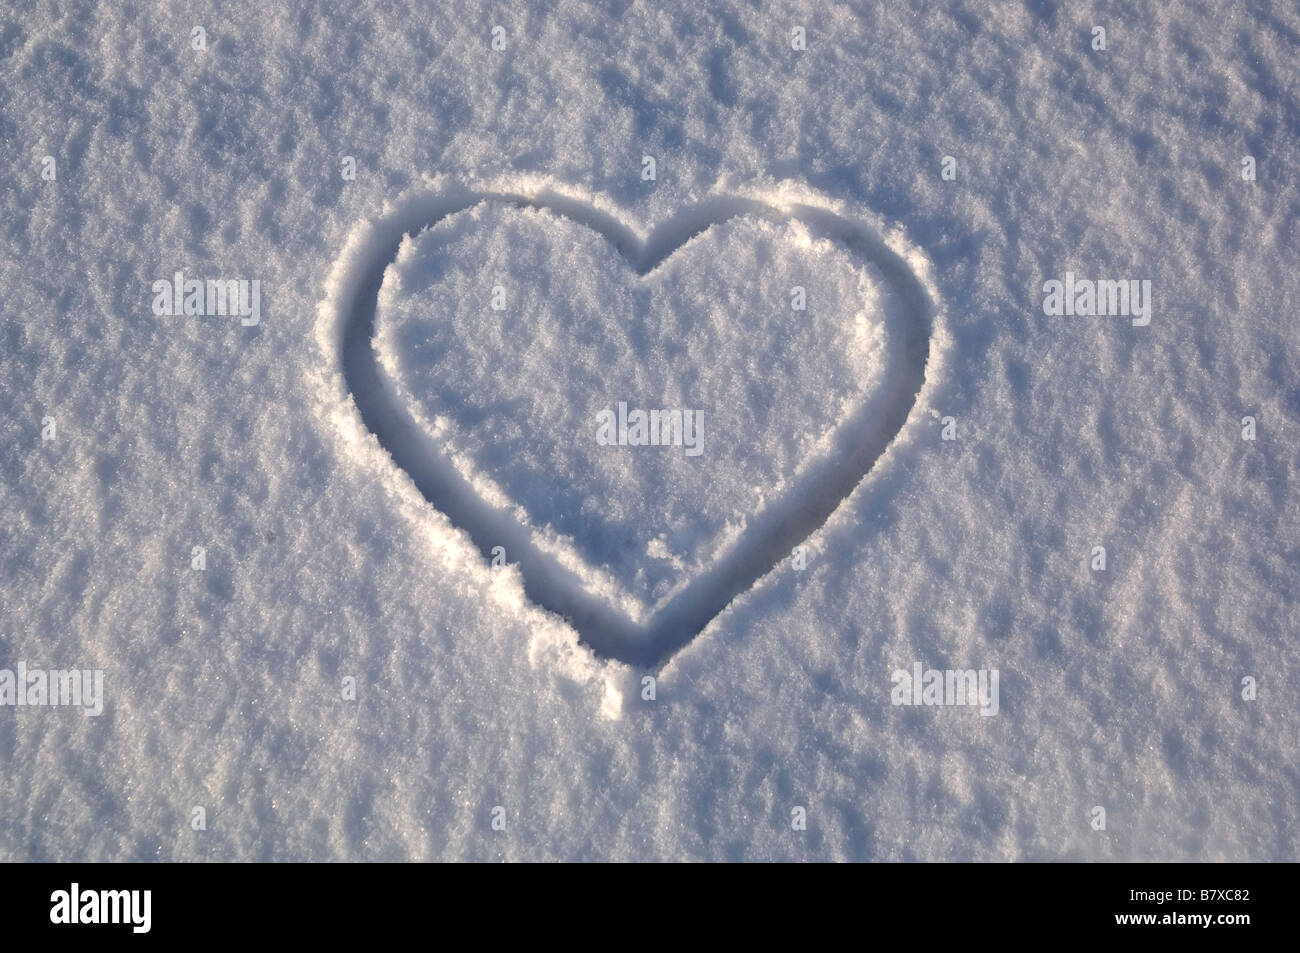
left=325, top=185, right=934, bottom=668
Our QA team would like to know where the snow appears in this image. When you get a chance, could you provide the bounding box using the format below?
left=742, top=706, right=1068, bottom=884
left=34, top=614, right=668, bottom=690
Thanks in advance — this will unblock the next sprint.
left=1, top=0, right=1297, bottom=861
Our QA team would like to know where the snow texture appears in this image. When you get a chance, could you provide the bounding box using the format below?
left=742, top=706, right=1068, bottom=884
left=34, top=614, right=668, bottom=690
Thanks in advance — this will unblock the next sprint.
left=0, top=0, right=1297, bottom=861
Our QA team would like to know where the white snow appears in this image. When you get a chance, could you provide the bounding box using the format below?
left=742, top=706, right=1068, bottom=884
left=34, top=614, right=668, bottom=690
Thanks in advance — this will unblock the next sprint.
left=0, top=0, right=1296, bottom=861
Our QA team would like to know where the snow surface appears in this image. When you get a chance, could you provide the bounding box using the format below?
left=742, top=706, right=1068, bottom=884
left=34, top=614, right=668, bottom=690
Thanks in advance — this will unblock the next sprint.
left=375, top=205, right=891, bottom=614
left=1, top=0, right=1297, bottom=861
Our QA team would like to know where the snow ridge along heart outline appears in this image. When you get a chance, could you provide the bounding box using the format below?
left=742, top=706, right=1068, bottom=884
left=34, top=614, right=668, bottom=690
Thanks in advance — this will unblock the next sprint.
left=320, top=181, right=937, bottom=668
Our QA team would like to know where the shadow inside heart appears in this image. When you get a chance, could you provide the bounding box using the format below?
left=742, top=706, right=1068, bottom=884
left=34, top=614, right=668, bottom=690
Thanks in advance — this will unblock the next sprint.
left=334, top=186, right=934, bottom=668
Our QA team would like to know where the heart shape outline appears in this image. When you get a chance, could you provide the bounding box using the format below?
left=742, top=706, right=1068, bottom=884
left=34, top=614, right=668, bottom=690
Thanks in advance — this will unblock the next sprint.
left=322, top=183, right=935, bottom=668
